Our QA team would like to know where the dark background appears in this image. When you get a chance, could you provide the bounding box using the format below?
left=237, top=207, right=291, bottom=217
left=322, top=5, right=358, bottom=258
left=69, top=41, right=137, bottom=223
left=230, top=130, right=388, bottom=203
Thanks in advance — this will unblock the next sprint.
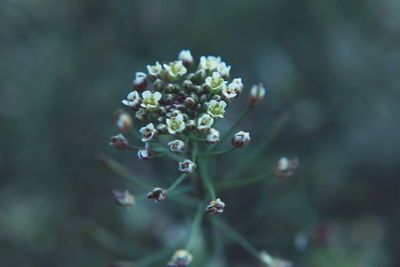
left=1, top=0, right=399, bottom=266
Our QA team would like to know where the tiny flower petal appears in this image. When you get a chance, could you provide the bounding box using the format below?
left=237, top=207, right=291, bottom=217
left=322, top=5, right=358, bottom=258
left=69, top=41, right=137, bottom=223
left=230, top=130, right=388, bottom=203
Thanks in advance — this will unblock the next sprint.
left=178, top=50, right=194, bottom=68
left=146, top=61, right=162, bottom=77
left=168, top=139, right=186, bottom=153
left=141, top=91, right=162, bottom=110
left=197, top=114, right=214, bottom=131
left=217, top=62, right=231, bottom=79
left=199, top=56, right=221, bottom=71
left=207, top=100, right=227, bottom=118
left=122, top=91, right=142, bottom=109
left=205, top=72, right=227, bottom=94
left=163, top=60, right=187, bottom=81
left=166, top=113, right=186, bottom=134
left=133, top=72, right=147, bottom=91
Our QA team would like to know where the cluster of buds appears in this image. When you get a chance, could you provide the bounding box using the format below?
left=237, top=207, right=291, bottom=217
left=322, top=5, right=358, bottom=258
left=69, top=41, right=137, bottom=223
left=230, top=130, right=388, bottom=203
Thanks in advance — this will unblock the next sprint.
left=275, top=157, right=299, bottom=178
left=147, top=187, right=168, bottom=202
left=205, top=198, right=225, bottom=214
left=119, top=50, right=245, bottom=159
left=167, top=249, right=193, bottom=267
left=112, top=190, right=135, bottom=208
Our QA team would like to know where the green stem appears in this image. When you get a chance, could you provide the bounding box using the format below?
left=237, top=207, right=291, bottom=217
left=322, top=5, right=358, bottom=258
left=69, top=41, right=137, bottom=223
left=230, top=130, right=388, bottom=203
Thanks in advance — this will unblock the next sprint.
left=168, top=173, right=189, bottom=191
left=186, top=203, right=205, bottom=251
left=199, top=147, right=236, bottom=157
left=218, top=171, right=274, bottom=190
left=97, top=153, right=153, bottom=189
left=197, top=157, right=216, bottom=199
left=212, top=217, right=260, bottom=260
left=220, top=105, right=253, bottom=144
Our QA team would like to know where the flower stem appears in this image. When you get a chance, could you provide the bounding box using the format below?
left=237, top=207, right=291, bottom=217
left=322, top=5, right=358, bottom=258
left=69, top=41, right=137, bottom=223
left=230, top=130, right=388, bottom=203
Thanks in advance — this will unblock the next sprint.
left=168, top=173, right=189, bottom=191
left=220, top=105, right=253, bottom=144
left=197, top=157, right=216, bottom=199
left=218, top=171, right=274, bottom=190
left=186, top=203, right=205, bottom=251
left=212, top=217, right=260, bottom=260
left=199, top=146, right=236, bottom=157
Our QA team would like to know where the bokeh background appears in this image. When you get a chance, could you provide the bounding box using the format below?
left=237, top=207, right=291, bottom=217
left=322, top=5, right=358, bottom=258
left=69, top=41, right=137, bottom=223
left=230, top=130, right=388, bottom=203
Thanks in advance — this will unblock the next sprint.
left=1, top=0, right=399, bottom=266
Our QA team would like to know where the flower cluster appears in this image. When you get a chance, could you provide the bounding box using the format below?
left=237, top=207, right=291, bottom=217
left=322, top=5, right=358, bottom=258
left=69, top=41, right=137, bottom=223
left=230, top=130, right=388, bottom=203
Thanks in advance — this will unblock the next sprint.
left=120, top=51, right=244, bottom=158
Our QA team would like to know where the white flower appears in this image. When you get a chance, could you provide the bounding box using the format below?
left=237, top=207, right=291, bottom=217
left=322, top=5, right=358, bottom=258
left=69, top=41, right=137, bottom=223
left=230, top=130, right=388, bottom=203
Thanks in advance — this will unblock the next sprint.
left=163, top=60, right=187, bottom=81
left=133, top=72, right=147, bottom=91
left=199, top=55, right=221, bottom=71
left=222, top=86, right=237, bottom=100
left=113, top=110, right=133, bottom=132
left=139, top=123, right=157, bottom=142
left=137, top=144, right=153, bottom=160
left=168, top=139, right=185, bottom=153
left=275, top=157, right=298, bottom=178
left=147, top=187, right=168, bottom=202
left=178, top=50, right=194, bottom=67
left=168, top=250, right=193, bottom=267
left=112, top=190, right=135, bottom=208
left=122, top=91, right=142, bottom=109
left=166, top=113, right=186, bottom=134
left=141, top=90, right=162, bottom=110
left=146, top=61, right=162, bottom=76
left=205, top=72, right=227, bottom=94
left=206, top=128, right=220, bottom=144
left=217, top=62, right=231, bottom=78
left=207, top=100, right=227, bottom=118
left=178, top=159, right=196, bottom=173
left=197, top=114, right=214, bottom=131
left=249, top=83, right=266, bottom=105
left=231, top=131, right=251, bottom=148
left=205, top=198, right=225, bottom=214
left=110, top=134, right=129, bottom=150
left=228, top=78, right=243, bottom=95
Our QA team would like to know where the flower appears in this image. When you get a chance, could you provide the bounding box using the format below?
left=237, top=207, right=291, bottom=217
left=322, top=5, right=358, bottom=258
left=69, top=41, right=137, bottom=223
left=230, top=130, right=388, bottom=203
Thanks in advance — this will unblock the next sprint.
left=141, top=90, right=162, bottom=110
left=178, top=50, right=194, bottom=68
left=275, top=157, right=298, bottom=178
left=137, top=143, right=153, bottom=160
left=228, top=78, right=243, bottom=95
left=113, top=109, right=133, bottom=132
left=231, top=131, right=251, bottom=148
left=163, top=60, right=187, bottom=81
left=110, top=134, right=130, bottom=150
left=167, top=250, right=193, bottom=267
left=217, top=62, right=231, bottom=79
left=168, top=139, right=186, bottom=153
left=166, top=113, right=186, bottom=134
left=207, top=100, right=227, bottom=118
left=178, top=159, right=196, bottom=173
left=122, top=91, right=142, bottom=109
left=133, top=72, right=147, bottom=91
left=146, top=61, right=162, bottom=77
left=112, top=190, right=135, bottom=208
left=222, top=85, right=237, bottom=100
left=205, top=198, right=225, bottom=214
left=139, top=123, right=157, bottom=142
left=197, top=114, right=214, bottom=131
left=199, top=55, right=221, bottom=71
left=147, top=187, right=168, bottom=202
left=259, top=251, right=292, bottom=267
left=249, top=83, right=266, bottom=105
left=206, top=128, right=220, bottom=144
left=205, top=72, right=227, bottom=94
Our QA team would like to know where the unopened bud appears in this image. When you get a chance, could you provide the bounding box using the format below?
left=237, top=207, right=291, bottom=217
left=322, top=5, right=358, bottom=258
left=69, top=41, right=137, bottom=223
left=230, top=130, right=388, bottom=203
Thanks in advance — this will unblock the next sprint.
left=185, top=120, right=196, bottom=131
left=178, top=50, right=194, bottom=69
left=153, top=79, right=163, bottom=91
left=249, top=83, right=266, bottom=105
left=275, top=157, right=298, bottom=179
left=135, top=108, right=147, bottom=121
left=183, top=79, right=193, bottom=91
left=205, top=198, right=225, bottom=214
left=194, top=69, right=207, bottom=83
left=193, top=85, right=204, bottom=95
left=110, top=134, right=130, bottom=150
left=231, top=131, right=251, bottom=148
left=206, top=128, right=220, bottom=144
left=147, top=187, right=168, bottom=202
left=184, top=97, right=196, bottom=108
left=133, top=72, right=147, bottom=92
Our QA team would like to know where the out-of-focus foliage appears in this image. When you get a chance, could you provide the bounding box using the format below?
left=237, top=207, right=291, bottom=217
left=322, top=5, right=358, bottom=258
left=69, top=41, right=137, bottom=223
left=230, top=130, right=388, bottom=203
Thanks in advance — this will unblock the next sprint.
left=0, top=0, right=399, bottom=266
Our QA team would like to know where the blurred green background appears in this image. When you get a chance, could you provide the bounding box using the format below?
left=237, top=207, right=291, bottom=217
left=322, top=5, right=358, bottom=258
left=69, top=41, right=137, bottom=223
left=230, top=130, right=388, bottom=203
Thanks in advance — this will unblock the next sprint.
left=1, top=0, right=399, bottom=266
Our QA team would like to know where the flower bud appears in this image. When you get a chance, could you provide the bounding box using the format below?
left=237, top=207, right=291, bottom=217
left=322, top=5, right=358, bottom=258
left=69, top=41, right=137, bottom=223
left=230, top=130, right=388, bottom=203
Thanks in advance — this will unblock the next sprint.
left=112, top=189, right=135, bottom=208
left=194, top=69, right=207, bottom=83
left=259, top=251, right=292, bottom=267
left=137, top=143, right=153, bottom=160
left=178, top=50, right=194, bottom=68
left=112, top=109, right=133, bottom=132
left=193, top=85, right=204, bottom=95
left=178, top=159, right=196, bottom=173
left=231, top=131, right=251, bottom=148
left=163, top=94, right=175, bottom=105
left=206, top=128, right=220, bottom=144
left=165, top=83, right=176, bottom=93
left=183, top=79, right=193, bottom=91
left=249, top=83, right=266, bottom=105
left=185, top=120, right=196, bottom=131
left=135, top=108, right=147, bottom=121
left=110, top=134, right=130, bottom=150
left=167, top=250, right=193, bottom=267
left=147, top=187, right=168, bottom=202
left=205, top=198, right=225, bottom=214
left=184, top=97, right=196, bottom=108
left=133, top=72, right=147, bottom=92
left=153, top=78, right=163, bottom=91
left=168, top=139, right=185, bottom=153
left=211, top=94, right=222, bottom=101
left=199, top=94, right=208, bottom=104
left=275, top=157, right=298, bottom=179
